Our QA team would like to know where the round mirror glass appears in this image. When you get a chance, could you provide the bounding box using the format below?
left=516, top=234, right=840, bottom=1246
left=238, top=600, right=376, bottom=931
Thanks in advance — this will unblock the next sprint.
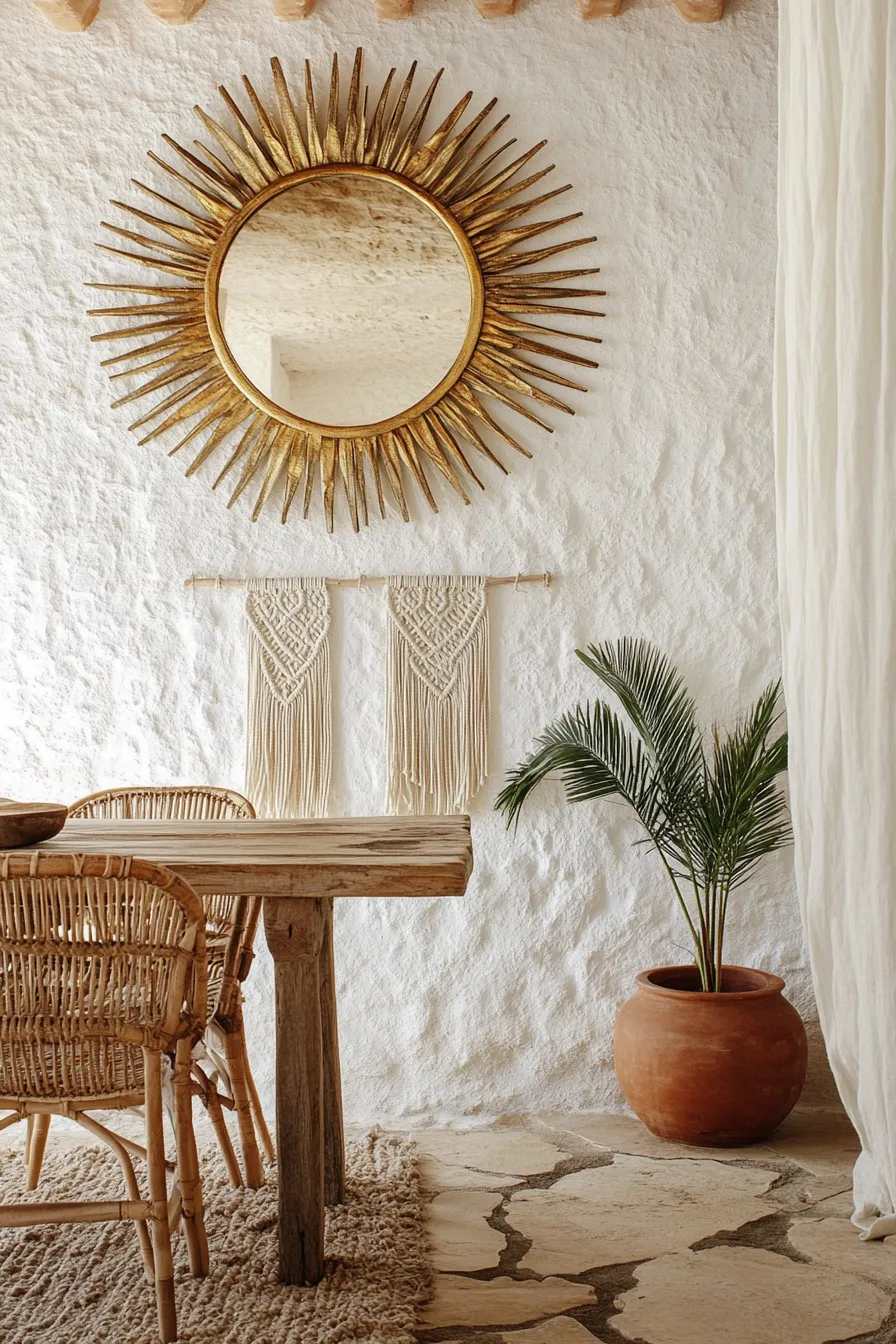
left=216, top=171, right=474, bottom=430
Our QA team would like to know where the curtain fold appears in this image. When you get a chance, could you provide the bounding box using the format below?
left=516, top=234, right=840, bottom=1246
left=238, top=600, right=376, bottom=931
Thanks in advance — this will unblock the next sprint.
left=776, top=1, right=896, bottom=1237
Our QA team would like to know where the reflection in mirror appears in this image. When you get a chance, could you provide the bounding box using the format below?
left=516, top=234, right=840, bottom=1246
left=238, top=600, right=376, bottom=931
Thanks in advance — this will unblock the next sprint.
left=218, top=172, right=473, bottom=429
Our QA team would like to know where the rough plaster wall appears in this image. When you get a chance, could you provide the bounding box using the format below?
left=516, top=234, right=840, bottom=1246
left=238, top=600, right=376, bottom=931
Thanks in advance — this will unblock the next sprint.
left=0, top=0, right=827, bottom=1122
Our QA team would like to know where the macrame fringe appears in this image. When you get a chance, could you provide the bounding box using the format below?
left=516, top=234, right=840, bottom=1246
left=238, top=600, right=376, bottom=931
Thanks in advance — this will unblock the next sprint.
left=245, top=578, right=331, bottom=818
left=385, top=575, right=489, bottom=815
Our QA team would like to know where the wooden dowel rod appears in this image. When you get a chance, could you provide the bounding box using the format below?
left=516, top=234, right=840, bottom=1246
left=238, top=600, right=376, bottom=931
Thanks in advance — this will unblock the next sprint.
left=184, top=572, right=553, bottom=590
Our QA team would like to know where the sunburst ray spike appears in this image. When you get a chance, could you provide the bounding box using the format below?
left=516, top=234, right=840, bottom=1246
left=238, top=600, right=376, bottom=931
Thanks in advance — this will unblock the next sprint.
left=89, top=53, right=602, bottom=529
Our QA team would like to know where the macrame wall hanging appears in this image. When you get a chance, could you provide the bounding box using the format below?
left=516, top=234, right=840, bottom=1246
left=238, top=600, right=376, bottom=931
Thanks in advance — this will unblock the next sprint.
left=385, top=575, right=489, bottom=816
left=244, top=577, right=331, bottom=818
left=189, top=570, right=548, bottom=817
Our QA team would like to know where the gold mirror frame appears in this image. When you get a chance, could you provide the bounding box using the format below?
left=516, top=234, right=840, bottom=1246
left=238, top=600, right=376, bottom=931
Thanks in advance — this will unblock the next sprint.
left=90, top=51, right=604, bottom=532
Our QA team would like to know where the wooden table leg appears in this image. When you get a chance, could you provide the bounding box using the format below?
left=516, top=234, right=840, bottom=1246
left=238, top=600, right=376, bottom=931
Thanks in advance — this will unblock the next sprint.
left=263, top=896, right=327, bottom=1285
left=319, top=897, right=345, bottom=1206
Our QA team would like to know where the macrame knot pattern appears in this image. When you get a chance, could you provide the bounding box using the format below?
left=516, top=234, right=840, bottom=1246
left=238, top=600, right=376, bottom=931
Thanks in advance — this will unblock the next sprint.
left=388, top=583, right=486, bottom=700
left=246, top=584, right=330, bottom=706
left=386, top=575, right=489, bottom=815
left=245, top=578, right=331, bottom=818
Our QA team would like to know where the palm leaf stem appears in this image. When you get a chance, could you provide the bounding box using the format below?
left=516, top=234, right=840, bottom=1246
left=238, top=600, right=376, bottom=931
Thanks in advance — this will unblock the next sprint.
left=655, top=852, right=707, bottom=984
left=679, top=847, right=713, bottom=990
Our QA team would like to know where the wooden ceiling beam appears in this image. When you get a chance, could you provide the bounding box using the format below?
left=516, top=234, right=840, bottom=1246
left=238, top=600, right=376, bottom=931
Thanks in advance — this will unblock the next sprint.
left=673, top=0, right=724, bottom=20
left=271, top=0, right=318, bottom=16
left=581, top=0, right=621, bottom=16
left=28, top=0, right=726, bottom=27
left=470, top=0, right=514, bottom=16
left=141, top=0, right=206, bottom=21
left=377, top=0, right=413, bottom=17
left=31, top=0, right=98, bottom=30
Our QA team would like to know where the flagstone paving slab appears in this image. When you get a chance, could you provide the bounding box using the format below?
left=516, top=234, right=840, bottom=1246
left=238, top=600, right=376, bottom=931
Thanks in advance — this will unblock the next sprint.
left=788, top=1215, right=896, bottom=1288
left=420, top=1155, right=520, bottom=1192
left=536, top=1111, right=773, bottom=1162
left=413, top=1126, right=571, bottom=1176
left=427, top=1189, right=507, bottom=1271
left=762, top=1107, right=859, bottom=1187
left=776, top=1171, right=858, bottom=1205
left=509, top=1154, right=779, bottom=1273
left=808, top=1187, right=856, bottom=1218
left=498, top=1318, right=598, bottom=1343
left=441, top=1318, right=597, bottom=1344
left=419, top=1275, right=595, bottom=1328
left=611, top=1245, right=891, bottom=1344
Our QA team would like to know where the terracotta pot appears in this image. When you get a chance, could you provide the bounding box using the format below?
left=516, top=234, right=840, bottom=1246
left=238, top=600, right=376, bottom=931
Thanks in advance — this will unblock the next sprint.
left=613, top=965, right=808, bottom=1146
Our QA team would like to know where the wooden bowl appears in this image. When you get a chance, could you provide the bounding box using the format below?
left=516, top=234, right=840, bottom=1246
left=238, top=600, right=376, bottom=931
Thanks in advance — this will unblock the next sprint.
left=0, top=800, right=69, bottom=849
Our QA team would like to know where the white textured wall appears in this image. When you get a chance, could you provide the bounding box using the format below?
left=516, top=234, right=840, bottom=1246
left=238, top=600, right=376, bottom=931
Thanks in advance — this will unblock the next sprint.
left=1, top=0, right=822, bottom=1123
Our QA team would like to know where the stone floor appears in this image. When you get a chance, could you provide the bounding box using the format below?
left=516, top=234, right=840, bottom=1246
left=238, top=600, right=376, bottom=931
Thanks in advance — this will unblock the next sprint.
left=5, top=1105, right=894, bottom=1342
left=408, top=1109, right=896, bottom=1344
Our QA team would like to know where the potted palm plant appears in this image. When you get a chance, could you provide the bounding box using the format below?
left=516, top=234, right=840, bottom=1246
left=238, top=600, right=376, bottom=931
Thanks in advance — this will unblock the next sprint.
left=496, top=638, right=807, bottom=1146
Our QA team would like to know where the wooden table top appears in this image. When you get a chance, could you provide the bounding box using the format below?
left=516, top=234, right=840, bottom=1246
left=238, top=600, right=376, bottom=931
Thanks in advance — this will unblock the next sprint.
left=19, top=816, right=473, bottom=900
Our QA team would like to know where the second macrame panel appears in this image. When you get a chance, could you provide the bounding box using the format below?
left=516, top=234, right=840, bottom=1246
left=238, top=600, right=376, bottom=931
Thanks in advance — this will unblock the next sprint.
left=245, top=575, right=488, bottom=819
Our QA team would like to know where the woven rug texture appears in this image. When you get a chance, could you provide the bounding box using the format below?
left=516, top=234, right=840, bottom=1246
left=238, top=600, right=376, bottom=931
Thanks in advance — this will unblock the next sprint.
left=0, top=1133, right=430, bottom=1344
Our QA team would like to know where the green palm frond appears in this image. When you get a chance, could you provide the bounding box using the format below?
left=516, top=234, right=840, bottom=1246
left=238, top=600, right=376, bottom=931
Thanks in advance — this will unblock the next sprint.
left=690, top=681, right=790, bottom=888
left=576, top=638, right=702, bottom=806
left=496, top=638, right=791, bottom=992
left=495, top=701, right=662, bottom=838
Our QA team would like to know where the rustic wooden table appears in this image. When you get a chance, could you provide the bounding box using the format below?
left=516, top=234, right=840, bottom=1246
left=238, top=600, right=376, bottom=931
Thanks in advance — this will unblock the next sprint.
left=27, top=816, right=473, bottom=1285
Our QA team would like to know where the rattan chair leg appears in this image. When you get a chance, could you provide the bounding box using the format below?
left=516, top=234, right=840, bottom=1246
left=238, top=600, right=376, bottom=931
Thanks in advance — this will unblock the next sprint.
left=174, top=1038, right=209, bottom=1278
left=75, top=1112, right=156, bottom=1283
left=195, top=1069, right=243, bottom=1189
left=222, top=1014, right=265, bottom=1189
left=167, top=1183, right=183, bottom=1234
left=145, top=1050, right=177, bottom=1344
left=26, top=1114, right=51, bottom=1192
left=23, top=1114, right=33, bottom=1166
left=241, top=1049, right=275, bottom=1164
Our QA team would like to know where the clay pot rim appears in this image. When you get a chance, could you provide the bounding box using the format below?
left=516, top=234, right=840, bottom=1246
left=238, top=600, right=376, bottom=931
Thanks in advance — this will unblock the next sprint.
left=635, top=964, right=786, bottom=1001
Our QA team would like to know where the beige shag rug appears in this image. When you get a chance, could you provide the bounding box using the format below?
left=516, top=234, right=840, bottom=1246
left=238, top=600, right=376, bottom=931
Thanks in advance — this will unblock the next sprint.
left=0, top=1133, right=431, bottom=1344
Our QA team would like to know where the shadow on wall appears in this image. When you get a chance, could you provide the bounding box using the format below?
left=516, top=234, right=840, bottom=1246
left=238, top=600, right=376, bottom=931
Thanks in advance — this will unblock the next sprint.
left=802, top=1021, right=841, bottom=1108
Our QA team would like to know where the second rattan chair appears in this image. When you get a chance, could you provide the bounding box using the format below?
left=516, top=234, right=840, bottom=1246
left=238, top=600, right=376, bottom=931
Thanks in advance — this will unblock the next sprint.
left=68, top=786, right=274, bottom=1189
left=0, top=852, right=209, bottom=1344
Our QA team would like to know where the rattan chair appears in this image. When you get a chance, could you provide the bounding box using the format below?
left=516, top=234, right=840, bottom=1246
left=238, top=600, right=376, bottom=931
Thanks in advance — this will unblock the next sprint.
left=68, top=786, right=273, bottom=1188
left=0, top=852, right=208, bottom=1344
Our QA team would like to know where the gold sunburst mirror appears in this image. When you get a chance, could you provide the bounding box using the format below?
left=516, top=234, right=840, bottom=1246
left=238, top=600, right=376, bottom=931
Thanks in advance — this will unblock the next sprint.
left=90, top=51, right=604, bottom=531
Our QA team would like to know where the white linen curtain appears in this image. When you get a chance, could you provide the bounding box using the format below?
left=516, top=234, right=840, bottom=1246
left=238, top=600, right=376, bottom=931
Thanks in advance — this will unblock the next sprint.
left=776, top=1, right=896, bottom=1237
